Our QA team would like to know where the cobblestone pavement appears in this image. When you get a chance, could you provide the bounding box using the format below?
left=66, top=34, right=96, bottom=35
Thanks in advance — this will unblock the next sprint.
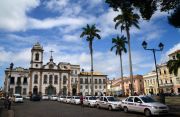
left=11, top=100, right=179, bottom=117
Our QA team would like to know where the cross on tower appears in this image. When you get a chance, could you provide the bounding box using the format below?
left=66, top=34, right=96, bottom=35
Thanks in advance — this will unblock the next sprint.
left=50, top=50, right=54, bottom=57
left=50, top=50, right=54, bottom=61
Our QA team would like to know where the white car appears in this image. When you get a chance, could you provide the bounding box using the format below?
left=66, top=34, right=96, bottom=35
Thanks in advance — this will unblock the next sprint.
left=57, top=96, right=66, bottom=102
left=42, top=95, right=49, bottom=100
left=64, top=96, right=72, bottom=103
left=96, top=96, right=121, bottom=111
left=71, top=96, right=80, bottom=104
left=121, top=96, right=169, bottom=117
left=50, top=95, right=58, bottom=101
left=83, top=96, right=97, bottom=107
left=14, top=95, right=23, bottom=103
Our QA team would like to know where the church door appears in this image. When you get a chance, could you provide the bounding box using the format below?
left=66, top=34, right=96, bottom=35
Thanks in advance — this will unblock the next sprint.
left=15, top=86, right=22, bottom=94
left=33, top=86, right=38, bottom=95
left=47, top=85, right=56, bottom=95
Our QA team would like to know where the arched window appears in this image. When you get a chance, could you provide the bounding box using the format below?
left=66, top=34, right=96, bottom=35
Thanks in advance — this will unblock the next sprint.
left=34, top=74, right=38, bottom=84
left=35, top=53, right=39, bottom=61
left=44, top=75, right=47, bottom=84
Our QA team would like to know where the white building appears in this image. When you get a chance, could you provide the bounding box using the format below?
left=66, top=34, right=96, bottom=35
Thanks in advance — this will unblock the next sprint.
left=4, top=42, right=107, bottom=97
left=79, top=71, right=107, bottom=96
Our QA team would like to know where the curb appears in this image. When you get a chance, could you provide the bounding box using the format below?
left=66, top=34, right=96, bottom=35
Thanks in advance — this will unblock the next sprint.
left=8, top=110, right=14, bottom=117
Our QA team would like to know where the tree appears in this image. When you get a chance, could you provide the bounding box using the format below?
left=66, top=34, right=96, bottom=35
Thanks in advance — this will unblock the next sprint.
left=80, top=24, right=101, bottom=96
left=167, top=54, right=180, bottom=76
left=106, top=0, right=140, bottom=96
left=111, top=35, right=127, bottom=96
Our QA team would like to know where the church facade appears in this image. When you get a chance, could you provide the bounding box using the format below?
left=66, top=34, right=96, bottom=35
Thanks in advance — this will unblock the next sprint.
left=4, top=43, right=107, bottom=97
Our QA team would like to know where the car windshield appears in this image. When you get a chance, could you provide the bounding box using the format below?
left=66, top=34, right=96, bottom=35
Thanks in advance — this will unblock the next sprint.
left=107, top=97, right=117, bottom=101
left=89, top=97, right=96, bottom=100
left=16, top=96, right=22, bottom=98
left=140, top=96, right=156, bottom=103
left=75, top=97, right=80, bottom=99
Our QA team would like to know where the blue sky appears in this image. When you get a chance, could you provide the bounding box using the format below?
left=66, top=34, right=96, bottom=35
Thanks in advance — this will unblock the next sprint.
left=0, top=0, right=180, bottom=87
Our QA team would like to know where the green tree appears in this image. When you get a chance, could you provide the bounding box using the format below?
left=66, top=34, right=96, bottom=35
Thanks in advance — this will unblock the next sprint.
left=106, top=0, right=140, bottom=96
left=167, top=53, right=180, bottom=76
left=80, top=24, right=101, bottom=96
left=111, top=35, right=127, bottom=96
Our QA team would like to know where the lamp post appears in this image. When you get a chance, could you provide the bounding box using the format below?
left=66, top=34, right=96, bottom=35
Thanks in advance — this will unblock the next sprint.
left=142, top=41, right=164, bottom=94
left=8, top=63, right=14, bottom=96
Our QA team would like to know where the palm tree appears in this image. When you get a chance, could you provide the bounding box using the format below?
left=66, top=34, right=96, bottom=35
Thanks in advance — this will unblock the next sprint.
left=111, top=35, right=127, bottom=96
left=114, top=9, right=140, bottom=96
left=167, top=53, right=180, bottom=76
left=80, top=24, right=101, bottom=96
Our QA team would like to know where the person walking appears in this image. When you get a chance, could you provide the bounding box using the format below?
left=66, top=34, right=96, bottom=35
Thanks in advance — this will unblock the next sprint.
left=80, top=94, right=84, bottom=107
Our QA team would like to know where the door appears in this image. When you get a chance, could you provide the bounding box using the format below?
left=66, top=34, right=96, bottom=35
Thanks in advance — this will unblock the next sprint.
left=126, top=97, right=134, bottom=111
left=133, top=97, right=144, bottom=112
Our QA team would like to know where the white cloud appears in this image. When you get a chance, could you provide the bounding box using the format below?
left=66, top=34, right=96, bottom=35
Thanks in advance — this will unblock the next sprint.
left=0, top=0, right=40, bottom=31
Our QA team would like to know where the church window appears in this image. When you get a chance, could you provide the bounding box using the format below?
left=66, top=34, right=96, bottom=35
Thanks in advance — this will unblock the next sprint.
left=44, top=75, right=47, bottom=84
left=54, top=75, right=58, bottom=84
left=35, top=64, right=38, bottom=67
left=85, top=85, right=88, bottom=89
left=80, top=78, right=83, bottom=84
left=17, top=77, right=21, bottom=85
left=35, top=53, right=39, bottom=61
left=75, top=70, right=77, bottom=74
left=99, top=85, right=101, bottom=89
left=99, top=79, right=102, bottom=84
left=23, top=77, right=28, bottom=84
left=34, top=74, right=38, bottom=84
left=49, top=75, right=53, bottom=84
left=63, top=76, right=67, bottom=84
left=10, top=77, right=15, bottom=84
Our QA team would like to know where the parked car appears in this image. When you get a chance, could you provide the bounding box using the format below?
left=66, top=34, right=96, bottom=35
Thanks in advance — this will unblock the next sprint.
left=71, top=96, right=80, bottom=104
left=121, top=96, right=169, bottom=117
left=64, top=96, right=72, bottom=103
left=42, top=95, right=49, bottom=100
left=24, top=96, right=30, bottom=100
left=83, top=96, right=97, bottom=107
left=96, top=96, right=121, bottom=111
left=30, top=95, right=41, bottom=101
left=14, top=95, right=23, bottom=103
left=57, top=96, right=66, bottom=102
left=50, top=95, right=58, bottom=101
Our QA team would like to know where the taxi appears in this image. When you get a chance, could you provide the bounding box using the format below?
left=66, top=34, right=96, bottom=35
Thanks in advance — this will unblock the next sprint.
left=121, top=95, right=169, bottom=117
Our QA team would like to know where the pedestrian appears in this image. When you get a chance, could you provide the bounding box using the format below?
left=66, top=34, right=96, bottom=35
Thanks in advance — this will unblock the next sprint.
left=7, top=96, right=12, bottom=110
left=80, top=94, right=84, bottom=107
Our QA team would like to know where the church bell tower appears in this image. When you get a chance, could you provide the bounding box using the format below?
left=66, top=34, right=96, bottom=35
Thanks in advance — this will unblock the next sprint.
left=30, top=42, right=44, bottom=68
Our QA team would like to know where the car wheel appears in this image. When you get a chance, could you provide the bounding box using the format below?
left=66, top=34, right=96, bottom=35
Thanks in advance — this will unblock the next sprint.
left=97, top=104, right=100, bottom=109
left=144, top=109, right=151, bottom=117
left=124, top=106, right=128, bottom=113
left=108, top=106, right=113, bottom=111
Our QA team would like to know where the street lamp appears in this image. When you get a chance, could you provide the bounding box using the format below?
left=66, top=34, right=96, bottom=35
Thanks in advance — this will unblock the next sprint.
left=8, top=63, right=14, bottom=96
left=142, top=41, right=164, bottom=94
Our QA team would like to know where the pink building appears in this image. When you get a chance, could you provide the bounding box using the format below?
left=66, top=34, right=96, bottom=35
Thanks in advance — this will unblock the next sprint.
left=109, top=75, right=144, bottom=96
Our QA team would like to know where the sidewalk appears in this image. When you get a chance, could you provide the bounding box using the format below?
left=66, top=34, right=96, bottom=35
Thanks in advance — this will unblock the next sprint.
left=0, top=108, right=14, bottom=117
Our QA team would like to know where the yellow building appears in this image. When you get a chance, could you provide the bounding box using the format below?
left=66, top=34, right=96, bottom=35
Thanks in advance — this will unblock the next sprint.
left=143, top=71, right=158, bottom=95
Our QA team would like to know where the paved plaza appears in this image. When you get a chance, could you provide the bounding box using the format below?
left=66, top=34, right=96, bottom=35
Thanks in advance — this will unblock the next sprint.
left=1, top=100, right=180, bottom=117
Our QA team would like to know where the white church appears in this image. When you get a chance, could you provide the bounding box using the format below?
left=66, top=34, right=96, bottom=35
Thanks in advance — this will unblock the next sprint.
left=4, top=42, right=107, bottom=97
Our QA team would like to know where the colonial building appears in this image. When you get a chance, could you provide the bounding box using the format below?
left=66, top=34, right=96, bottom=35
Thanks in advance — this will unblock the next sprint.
left=4, top=42, right=107, bottom=97
left=107, top=75, right=144, bottom=96
left=79, top=71, right=107, bottom=96
left=143, top=71, right=158, bottom=95
left=144, top=49, right=180, bottom=95
left=158, top=49, right=180, bottom=95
